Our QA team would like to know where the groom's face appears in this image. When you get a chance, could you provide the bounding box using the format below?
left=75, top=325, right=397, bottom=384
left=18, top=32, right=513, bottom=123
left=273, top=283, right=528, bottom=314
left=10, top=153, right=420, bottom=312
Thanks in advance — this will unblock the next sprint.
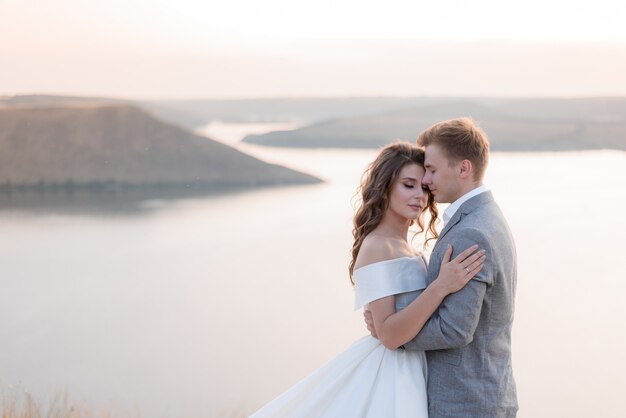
left=423, top=144, right=461, bottom=204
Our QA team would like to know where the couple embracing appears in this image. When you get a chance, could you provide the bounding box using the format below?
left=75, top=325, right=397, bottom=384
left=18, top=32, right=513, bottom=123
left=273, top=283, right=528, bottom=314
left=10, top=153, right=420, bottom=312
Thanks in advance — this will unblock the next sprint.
left=251, top=118, right=518, bottom=418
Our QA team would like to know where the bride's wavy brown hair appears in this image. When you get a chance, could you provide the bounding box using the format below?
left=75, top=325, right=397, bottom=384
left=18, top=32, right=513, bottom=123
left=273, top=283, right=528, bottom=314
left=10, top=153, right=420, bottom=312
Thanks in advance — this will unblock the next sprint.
left=349, top=142, right=439, bottom=284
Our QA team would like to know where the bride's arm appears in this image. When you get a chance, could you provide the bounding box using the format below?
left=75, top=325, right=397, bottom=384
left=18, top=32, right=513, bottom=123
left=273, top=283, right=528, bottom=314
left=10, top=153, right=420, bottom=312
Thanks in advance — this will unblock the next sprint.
left=367, top=245, right=485, bottom=350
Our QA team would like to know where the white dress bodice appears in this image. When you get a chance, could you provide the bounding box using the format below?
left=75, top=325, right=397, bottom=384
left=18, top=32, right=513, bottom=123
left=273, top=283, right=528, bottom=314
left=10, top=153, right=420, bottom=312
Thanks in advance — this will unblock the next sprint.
left=353, top=255, right=429, bottom=311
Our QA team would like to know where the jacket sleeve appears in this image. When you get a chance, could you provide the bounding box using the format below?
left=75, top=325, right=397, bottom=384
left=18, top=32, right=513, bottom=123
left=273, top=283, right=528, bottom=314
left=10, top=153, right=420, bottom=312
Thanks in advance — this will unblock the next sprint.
left=403, top=228, right=493, bottom=351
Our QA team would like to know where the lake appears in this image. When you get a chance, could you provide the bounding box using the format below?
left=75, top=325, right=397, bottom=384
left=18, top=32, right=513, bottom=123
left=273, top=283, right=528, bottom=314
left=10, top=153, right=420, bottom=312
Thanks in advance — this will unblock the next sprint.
left=0, top=122, right=625, bottom=418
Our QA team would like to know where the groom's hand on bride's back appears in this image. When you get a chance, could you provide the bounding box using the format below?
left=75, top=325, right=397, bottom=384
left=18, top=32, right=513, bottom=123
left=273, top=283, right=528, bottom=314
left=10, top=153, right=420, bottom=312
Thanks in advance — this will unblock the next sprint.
left=363, top=309, right=378, bottom=339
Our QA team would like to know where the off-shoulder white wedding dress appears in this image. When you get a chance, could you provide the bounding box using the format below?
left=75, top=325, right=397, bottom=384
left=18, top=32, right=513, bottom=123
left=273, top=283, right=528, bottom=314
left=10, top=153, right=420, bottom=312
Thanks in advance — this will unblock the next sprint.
left=250, top=256, right=429, bottom=418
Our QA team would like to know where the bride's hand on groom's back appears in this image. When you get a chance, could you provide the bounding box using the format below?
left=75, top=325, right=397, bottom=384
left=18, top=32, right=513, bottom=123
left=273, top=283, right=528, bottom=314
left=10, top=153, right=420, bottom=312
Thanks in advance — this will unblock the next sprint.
left=433, top=244, right=486, bottom=296
left=363, top=309, right=378, bottom=339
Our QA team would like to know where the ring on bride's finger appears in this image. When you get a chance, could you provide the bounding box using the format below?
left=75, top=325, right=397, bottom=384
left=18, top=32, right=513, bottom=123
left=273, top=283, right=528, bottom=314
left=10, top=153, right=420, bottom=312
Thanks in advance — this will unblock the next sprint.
left=464, top=267, right=470, bottom=273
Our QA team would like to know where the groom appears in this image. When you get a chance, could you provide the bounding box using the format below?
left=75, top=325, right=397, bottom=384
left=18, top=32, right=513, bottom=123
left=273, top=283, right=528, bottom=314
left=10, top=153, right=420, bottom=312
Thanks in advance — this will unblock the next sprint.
left=365, top=118, right=518, bottom=417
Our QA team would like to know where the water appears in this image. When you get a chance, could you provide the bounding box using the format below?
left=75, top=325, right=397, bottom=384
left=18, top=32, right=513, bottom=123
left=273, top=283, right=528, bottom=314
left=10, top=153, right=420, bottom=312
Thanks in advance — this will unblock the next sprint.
left=1, top=123, right=625, bottom=417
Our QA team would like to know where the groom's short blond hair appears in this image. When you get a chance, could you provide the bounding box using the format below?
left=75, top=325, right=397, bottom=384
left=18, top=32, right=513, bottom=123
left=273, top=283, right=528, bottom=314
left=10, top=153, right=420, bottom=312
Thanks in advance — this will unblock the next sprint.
left=417, top=117, right=490, bottom=182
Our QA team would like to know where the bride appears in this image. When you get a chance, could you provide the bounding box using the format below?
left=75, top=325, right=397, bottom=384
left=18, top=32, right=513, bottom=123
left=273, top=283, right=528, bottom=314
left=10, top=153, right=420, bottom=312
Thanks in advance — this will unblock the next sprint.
left=250, top=142, right=485, bottom=417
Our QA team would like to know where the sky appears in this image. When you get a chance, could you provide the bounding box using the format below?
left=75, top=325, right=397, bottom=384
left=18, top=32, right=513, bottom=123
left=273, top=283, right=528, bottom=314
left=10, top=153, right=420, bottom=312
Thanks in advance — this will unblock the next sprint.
left=2, top=0, right=626, bottom=99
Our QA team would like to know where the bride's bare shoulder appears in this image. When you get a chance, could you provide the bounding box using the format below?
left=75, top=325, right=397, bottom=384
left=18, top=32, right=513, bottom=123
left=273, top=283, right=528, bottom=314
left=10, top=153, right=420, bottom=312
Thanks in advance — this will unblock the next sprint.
left=354, top=235, right=397, bottom=271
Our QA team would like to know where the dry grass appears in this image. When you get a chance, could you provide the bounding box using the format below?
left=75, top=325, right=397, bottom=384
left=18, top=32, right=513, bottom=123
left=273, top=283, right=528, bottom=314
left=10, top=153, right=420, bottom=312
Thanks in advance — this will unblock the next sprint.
left=1, top=390, right=253, bottom=418
left=2, top=391, right=114, bottom=418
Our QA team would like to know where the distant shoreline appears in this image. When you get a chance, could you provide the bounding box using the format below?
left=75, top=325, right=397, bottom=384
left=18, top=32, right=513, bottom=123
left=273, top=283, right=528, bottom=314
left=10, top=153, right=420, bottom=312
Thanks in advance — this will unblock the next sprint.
left=0, top=178, right=321, bottom=193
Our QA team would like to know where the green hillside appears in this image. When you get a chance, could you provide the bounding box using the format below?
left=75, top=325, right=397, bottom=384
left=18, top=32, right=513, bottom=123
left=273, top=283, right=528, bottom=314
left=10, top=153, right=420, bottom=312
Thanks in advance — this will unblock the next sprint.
left=242, top=99, right=626, bottom=151
left=0, top=104, right=321, bottom=191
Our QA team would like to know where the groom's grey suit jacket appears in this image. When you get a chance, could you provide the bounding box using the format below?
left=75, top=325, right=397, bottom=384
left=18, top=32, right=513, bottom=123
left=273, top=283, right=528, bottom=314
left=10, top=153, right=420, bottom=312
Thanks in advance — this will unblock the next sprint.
left=404, top=191, right=518, bottom=418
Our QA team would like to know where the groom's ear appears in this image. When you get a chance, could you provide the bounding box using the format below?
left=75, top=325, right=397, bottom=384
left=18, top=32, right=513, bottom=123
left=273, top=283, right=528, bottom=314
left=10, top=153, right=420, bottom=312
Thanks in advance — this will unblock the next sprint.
left=458, top=159, right=474, bottom=179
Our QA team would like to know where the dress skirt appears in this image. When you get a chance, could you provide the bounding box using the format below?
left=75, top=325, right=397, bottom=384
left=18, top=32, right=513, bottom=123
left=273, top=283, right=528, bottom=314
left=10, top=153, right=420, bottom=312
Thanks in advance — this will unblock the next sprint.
left=250, top=335, right=428, bottom=418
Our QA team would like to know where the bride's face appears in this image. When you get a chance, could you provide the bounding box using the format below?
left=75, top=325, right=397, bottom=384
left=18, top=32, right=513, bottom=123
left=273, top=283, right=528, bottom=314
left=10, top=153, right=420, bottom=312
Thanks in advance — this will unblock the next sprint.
left=387, top=163, right=428, bottom=221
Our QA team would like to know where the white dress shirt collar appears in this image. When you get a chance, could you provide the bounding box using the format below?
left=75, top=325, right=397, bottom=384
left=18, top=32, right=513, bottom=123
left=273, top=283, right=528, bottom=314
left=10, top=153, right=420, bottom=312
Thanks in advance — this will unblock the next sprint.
left=442, top=185, right=489, bottom=227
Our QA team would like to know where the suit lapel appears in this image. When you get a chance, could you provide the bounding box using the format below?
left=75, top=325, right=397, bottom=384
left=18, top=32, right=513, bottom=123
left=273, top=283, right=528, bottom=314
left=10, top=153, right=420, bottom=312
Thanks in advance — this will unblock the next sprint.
left=436, top=191, right=494, bottom=243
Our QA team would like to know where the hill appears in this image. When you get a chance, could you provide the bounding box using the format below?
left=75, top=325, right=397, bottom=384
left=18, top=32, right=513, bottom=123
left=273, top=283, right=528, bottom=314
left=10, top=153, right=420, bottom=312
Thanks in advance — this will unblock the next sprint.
left=139, top=97, right=438, bottom=128
left=0, top=105, right=321, bottom=191
left=4, top=95, right=625, bottom=152
left=0, top=94, right=127, bottom=108
left=242, top=99, right=626, bottom=151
